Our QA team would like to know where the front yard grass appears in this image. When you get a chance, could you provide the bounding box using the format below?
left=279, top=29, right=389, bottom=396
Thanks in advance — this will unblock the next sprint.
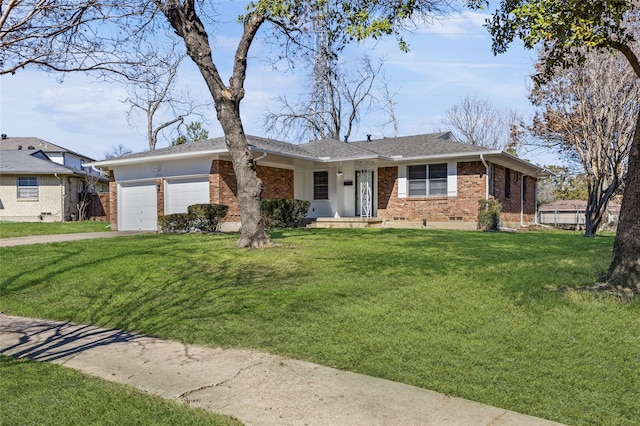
left=1, top=229, right=638, bottom=425
left=0, top=355, right=241, bottom=425
left=0, top=220, right=110, bottom=238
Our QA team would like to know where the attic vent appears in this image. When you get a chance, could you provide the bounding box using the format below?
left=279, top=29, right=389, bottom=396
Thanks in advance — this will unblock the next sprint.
left=1, top=134, right=7, bottom=139
left=27, top=145, right=35, bottom=150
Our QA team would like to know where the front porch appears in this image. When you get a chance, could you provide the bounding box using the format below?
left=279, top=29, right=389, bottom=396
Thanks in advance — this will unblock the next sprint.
left=305, top=217, right=384, bottom=229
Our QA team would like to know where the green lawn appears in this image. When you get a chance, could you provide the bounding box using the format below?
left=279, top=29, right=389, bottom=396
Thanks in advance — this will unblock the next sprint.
left=0, top=355, right=241, bottom=425
left=1, top=229, right=638, bottom=425
left=0, top=220, right=110, bottom=238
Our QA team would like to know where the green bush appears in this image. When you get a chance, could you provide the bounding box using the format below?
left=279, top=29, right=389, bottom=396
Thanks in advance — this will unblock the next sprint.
left=477, top=199, right=502, bottom=231
left=159, top=204, right=228, bottom=233
left=188, top=204, right=228, bottom=233
left=261, top=198, right=310, bottom=229
left=158, top=213, right=195, bottom=233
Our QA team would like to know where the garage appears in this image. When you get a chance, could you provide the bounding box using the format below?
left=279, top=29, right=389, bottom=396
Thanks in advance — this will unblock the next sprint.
left=119, top=181, right=158, bottom=231
left=164, top=177, right=210, bottom=214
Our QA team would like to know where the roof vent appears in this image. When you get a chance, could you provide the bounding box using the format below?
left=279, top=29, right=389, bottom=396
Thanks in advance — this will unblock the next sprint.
left=18, top=145, right=22, bottom=150
left=27, top=145, right=35, bottom=150
left=1, top=134, right=7, bottom=140
left=367, top=134, right=372, bottom=142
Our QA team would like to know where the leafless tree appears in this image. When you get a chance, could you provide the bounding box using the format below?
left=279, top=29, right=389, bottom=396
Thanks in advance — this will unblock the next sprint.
left=76, top=172, right=106, bottom=221
left=263, top=54, right=394, bottom=142
left=104, top=144, right=133, bottom=159
left=122, top=52, right=211, bottom=150
left=441, top=95, right=522, bottom=151
left=528, top=49, right=639, bottom=237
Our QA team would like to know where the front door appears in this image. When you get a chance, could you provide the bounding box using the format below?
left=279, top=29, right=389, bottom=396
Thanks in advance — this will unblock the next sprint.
left=355, top=170, right=374, bottom=218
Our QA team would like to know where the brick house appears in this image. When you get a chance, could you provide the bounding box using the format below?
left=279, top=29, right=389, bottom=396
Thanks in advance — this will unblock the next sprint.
left=0, top=136, right=109, bottom=222
left=88, top=133, right=547, bottom=231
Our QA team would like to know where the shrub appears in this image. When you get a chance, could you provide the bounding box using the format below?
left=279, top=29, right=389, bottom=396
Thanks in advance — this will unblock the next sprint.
left=188, top=204, right=228, bottom=233
left=159, top=204, right=228, bottom=233
left=158, top=213, right=194, bottom=233
left=261, top=198, right=310, bottom=229
left=477, top=199, right=502, bottom=231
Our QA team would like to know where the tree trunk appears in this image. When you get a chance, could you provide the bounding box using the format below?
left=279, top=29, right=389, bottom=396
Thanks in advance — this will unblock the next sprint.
left=217, top=98, right=272, bottom=248
left=606, top=109, right=640, bottom=293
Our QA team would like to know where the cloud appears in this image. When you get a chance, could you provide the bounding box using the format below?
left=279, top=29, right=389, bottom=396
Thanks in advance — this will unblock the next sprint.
left=416, top=10, right=489, bottom=38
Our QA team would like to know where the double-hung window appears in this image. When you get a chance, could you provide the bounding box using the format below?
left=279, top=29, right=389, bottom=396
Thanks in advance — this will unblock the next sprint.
left=313, top=171, right=329, bottom=200
left=407, top=163, right=447, bottom=197
left=18, top=176, right=39, bottom=199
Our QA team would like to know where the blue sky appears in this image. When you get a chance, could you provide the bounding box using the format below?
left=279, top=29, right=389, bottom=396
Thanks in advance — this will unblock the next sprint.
left=0, top=1, right=551, bottom=164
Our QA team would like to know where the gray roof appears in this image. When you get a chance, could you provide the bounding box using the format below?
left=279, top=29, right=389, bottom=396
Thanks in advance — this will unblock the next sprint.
left=0, top=150, right=77, bottom=175
left=90, top=132, right=545, bottom=177
left=350, top=132, right=496, bottom=158
left=106, top=132, right=490, bottom=163
left=0, top=136, right=96, bottom=160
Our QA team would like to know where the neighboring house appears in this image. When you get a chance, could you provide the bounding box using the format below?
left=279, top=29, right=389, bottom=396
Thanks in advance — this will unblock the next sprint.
left=89, top=132, right=548, bottom=232
left=0, top=135, right=109, bottom=222
left=538, top=199, right=621, bottom=229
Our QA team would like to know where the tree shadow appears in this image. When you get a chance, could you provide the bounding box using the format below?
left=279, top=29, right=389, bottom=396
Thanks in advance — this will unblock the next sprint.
left=0, top=317, right=142, bottom=362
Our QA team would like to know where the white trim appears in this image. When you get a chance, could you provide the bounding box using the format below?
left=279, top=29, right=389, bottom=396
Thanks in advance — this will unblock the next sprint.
left=397, top=165, right=407, bottom=199
left=447, top=162, right=457, bottom=197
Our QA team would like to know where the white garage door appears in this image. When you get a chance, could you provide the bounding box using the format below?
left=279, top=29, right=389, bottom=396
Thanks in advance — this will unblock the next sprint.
left=119, top=182, right=158, bottom=231
left=165, top=178, right=210, bottom=214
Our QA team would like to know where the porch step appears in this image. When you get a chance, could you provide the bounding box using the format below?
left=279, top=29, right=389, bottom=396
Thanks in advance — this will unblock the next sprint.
left=306, top=218, right=384, bottom=229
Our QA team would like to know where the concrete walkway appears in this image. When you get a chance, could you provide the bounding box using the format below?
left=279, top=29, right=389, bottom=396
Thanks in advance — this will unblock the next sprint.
left=0, top=314, right=564, bottom=426
left=0, top=231, right=146, bottom=247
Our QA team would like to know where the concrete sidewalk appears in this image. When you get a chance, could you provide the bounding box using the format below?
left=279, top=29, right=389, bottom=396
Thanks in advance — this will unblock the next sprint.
left=0, top=314, right=563, bottom=426
left=0, top=231, right=146, bottom=247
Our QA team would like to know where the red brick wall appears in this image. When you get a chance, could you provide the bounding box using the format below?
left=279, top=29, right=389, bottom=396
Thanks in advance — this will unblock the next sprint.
left=491, top=165, right=537, bottom=226
left=209, top=160, right=294, bottom=222
left=378, top=161, right=486, bottom=224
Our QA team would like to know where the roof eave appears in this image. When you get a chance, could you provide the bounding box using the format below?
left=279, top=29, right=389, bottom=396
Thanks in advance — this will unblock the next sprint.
left=87, top=148, right=228, bottom=168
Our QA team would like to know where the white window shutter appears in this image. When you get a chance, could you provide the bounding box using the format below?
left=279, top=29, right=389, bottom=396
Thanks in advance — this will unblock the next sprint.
left=397, top=165, right=407, bottom=198
left=447, top=162, right=457, bottom=197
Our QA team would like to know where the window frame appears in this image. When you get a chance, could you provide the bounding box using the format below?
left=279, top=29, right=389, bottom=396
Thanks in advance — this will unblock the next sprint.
left=505, top=167, right=511, bottom=198
left=488, top=164, right=495, bottom=197
left=407, top=163, right=448, bottom=197
left=17, top=176, right=39, bottom=199
left=313, top=170, right=329, bottom=200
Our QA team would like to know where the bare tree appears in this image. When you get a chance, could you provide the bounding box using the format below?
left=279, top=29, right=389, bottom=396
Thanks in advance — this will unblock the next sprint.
left=104, top=144, right=133, bottom=159
left=122, top=53, right=211, bottom=150
left=76, top=172, right=106, bottom=220
left=263, top=54, right=393, bottom=142
left=0, top=2, right=167, bottom=79
left=441, top=95, right=522, bottom=150
left=528, top=49, right=638, bottom=237
left=2, top=0, right=457, bottom=248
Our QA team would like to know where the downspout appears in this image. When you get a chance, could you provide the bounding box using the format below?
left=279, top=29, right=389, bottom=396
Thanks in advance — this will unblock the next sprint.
left=520, top=175, right=525, bottom=227
left=54, top=173, right=65, bottom=222
left=480, top=154, right=489, bottom=200
left=253, top=152, right=268, bottom=163
left=535, top=177, right=540, bottom=225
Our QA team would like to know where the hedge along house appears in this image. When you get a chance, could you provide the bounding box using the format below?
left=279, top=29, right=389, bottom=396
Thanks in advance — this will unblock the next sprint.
left=88, top=133, right=548, bottom=232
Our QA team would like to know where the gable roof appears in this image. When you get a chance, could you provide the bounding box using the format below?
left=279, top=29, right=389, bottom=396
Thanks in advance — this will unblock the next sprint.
left=0, top=150, right=77, bottom=175
left=0, top=136, right=96, bottom=161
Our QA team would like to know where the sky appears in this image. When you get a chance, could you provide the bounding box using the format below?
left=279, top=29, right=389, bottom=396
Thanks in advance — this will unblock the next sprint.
left=0, top=1, right=554, bottom=164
